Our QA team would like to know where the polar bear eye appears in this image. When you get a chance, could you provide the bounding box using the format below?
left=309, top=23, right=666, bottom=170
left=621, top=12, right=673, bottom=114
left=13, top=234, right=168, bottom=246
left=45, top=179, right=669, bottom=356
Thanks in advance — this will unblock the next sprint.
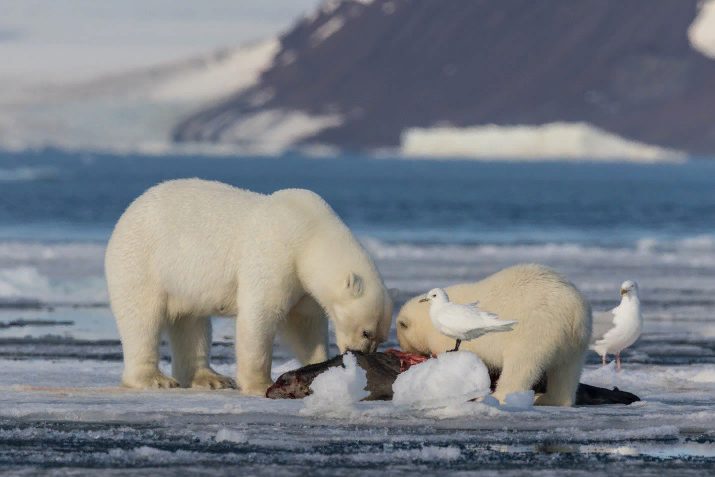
left=362, top=330, right=372, bottom=340
left=398, top=321, right=408, bottom=329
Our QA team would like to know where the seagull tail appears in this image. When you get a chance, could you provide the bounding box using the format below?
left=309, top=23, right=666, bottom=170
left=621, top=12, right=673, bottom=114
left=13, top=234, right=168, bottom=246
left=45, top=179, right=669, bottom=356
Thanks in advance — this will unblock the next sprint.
left=483, top=320, right=518, bottom=333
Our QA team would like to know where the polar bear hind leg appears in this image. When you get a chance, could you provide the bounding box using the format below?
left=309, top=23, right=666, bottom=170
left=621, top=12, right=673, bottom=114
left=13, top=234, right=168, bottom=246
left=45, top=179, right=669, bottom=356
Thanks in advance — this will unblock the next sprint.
left=167, top=317, right=235, bottom=389
left=492, top=343, right=551, bottom=404
left=535, top=356, right=584, bottom=406
left=113, top=285, right=179, bottom=389
left=280, top=299, right=329, bottom=365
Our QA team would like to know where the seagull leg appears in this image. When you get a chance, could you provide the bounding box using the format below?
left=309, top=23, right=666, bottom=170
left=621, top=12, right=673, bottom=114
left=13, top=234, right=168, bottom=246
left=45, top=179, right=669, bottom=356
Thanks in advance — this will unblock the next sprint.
left=616, top=353, right=621, bottom=372
left=448, top=339, right=461, bottom=352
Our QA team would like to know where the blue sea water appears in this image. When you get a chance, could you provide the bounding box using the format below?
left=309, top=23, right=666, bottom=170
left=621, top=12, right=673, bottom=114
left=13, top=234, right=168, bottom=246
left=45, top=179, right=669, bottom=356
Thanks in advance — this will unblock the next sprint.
left=1, top=149, right=715, bottom=475
left=1, top=149, right=714, bottom=245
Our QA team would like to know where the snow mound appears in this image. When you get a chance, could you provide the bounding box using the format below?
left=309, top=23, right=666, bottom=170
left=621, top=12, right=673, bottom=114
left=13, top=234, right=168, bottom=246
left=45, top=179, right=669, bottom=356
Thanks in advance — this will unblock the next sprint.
left=301, top=352, right=368, bottom=417
left=689, top=0, right=715, bottom=59
left=392, top=351, right=491, bottom=408
left=400, top=122, right=684, bottom=162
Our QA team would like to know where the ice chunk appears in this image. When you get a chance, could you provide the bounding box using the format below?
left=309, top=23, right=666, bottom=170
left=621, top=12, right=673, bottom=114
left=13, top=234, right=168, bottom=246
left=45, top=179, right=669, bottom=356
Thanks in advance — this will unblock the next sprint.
left=301, top=352, right=368, bottom=417
left=392, top=351, right=491, bottom=408
left=503, top=390, right=535, bottom=409
left=692, top=369, right=715, bottom=383
left=215, top=428, right=248, bottom=444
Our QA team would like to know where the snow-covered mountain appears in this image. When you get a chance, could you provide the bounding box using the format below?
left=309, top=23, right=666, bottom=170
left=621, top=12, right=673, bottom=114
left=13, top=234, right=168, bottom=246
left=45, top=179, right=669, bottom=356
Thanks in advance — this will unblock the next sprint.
left=172, top=0, right=715, bottom=160
left=3, top=0, right=715, bottom=159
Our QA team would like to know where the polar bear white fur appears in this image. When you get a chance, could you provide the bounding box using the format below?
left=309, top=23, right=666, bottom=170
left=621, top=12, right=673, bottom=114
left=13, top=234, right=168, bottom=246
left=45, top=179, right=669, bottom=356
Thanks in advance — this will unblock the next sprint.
left=105, top=179, right=392, bottom=395
left=396, top=264, right=591, bottom=406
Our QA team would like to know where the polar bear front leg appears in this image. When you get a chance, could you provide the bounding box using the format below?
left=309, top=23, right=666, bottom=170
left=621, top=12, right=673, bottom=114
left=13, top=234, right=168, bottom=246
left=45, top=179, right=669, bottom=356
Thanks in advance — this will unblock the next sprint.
left=168, top=317, right=236, bottom=389
left=235, top=299, right=282, bottom=396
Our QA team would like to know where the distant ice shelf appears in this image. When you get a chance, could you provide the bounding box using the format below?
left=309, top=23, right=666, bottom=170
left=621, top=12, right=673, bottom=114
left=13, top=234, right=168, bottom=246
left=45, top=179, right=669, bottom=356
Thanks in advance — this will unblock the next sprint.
left=400, top=122, right=686, bottom=162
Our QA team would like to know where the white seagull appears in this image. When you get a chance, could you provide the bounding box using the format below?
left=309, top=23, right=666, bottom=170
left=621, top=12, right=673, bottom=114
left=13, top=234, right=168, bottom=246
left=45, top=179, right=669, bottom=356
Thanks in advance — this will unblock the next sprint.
left=419, top=288, right=517, bottom=352
left=590, top=280, right=643, bottom=371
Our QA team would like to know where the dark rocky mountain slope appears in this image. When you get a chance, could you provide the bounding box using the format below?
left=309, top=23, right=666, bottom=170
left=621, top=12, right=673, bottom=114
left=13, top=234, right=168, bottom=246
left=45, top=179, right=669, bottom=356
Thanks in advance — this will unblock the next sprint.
left=173, top=0, right=715, bottom=155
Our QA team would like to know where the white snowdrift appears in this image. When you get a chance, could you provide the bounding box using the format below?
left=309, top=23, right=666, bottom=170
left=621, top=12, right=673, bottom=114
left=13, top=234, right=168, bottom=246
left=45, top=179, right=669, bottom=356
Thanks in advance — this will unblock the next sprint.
left=301, top=352, right=369, bottom=417
left=689, top=0, right=715, bottom=58
left=392, top=351, right=491, bottom=408
left=400, top=122, right=685, bottom=162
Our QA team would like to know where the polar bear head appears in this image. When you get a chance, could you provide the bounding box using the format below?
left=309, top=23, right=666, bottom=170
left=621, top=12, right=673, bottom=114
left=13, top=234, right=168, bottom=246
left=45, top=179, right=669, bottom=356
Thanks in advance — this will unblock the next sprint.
left=330, top=272, right=393, bottom=353
left=394, top=295, right=440, bottom=355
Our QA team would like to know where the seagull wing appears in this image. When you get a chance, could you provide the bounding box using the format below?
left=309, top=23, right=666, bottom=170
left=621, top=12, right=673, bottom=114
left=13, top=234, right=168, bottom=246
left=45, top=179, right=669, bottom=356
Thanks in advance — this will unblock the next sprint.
left=438, top=303, right=515, bottom=334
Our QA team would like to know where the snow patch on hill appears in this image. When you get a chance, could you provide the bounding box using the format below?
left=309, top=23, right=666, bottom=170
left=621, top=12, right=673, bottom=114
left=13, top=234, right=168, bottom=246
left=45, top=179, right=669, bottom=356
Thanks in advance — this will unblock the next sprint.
left=689, top=0, right=715, bottom=58
left=400, top=122, right=685, bottom=162
left=149, top=40, right=279, bottom=103
left=310, top=17, right=346, bottom=45
left=216, top=109, right=343, bottom=155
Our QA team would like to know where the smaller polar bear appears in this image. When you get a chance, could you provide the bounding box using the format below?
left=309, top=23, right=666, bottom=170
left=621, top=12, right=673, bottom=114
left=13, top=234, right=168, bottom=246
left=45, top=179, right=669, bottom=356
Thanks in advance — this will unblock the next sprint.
left=105, top=179, right=392, bottom=395
left=396, top=264, right=591, bottom=406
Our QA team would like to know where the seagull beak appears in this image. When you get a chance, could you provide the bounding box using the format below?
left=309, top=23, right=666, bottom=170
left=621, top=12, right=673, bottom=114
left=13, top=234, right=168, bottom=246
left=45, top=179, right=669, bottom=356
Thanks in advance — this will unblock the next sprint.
left=418, top=297, right=429, bottom=303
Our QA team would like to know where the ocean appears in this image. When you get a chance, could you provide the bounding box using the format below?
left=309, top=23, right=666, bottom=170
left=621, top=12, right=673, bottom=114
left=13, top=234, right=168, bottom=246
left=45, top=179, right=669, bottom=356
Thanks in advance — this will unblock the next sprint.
left=1, top=149, right=714, bottom=475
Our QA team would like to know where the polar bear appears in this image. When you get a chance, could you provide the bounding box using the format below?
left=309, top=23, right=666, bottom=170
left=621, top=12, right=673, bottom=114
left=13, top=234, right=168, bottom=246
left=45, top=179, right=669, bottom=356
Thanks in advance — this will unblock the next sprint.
left=105, top=179, right=392, bottom=395
left=396, top=264, right=591, bottom=406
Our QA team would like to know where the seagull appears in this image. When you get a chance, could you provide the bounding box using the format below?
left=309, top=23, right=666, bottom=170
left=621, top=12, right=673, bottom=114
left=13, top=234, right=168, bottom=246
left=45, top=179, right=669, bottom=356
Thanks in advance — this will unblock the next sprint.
left=419, top=288, right=517, bottom=352
left=590, top=280, right=643, bottom=371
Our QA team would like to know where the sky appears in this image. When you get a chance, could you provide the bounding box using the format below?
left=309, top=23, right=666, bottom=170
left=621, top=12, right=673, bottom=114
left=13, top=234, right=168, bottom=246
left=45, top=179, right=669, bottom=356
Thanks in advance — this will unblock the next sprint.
left=0, top=0, right=321, bottom=84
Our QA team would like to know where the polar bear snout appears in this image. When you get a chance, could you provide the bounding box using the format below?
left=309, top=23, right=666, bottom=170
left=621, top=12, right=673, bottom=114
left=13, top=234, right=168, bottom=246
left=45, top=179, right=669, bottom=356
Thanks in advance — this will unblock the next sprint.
left=336, top=332, right=379, bottom=354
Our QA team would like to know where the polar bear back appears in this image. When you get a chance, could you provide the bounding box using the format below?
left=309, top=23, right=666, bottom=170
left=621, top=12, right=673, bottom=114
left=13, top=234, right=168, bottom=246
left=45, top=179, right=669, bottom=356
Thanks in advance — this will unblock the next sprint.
left=105, top=179, right=356, bottom=318
left=397, top=264, right=592, bottom=369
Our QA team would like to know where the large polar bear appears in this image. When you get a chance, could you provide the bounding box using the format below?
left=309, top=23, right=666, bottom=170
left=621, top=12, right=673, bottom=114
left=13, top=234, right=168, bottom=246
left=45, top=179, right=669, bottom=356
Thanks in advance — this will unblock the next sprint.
left=105, top=179, right=392, bottom=395
left=396, top=264, right=591, bottom=406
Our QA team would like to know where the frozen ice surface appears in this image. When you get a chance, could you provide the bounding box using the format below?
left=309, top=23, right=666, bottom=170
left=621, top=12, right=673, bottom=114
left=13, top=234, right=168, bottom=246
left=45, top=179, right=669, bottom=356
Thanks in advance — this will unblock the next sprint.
left=301, top=352, right=369, bottom=417
left=392, top=351, right=491, bottom=408
left=1, top=226, right=715, bottom=473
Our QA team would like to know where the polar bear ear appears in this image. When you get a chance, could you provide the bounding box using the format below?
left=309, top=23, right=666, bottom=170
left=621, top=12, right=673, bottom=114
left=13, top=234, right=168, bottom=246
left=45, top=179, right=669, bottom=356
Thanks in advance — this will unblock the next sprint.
left=346, top=272, right=364, bottom=298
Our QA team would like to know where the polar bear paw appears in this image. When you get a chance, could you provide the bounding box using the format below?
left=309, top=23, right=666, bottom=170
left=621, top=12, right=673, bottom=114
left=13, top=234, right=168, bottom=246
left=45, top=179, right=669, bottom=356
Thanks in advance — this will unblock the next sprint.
left=239, top=380, right=274, bottom=396
left=190, top=369, right=236, bottom=390
left=123, top=369, right=180, bottom=389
